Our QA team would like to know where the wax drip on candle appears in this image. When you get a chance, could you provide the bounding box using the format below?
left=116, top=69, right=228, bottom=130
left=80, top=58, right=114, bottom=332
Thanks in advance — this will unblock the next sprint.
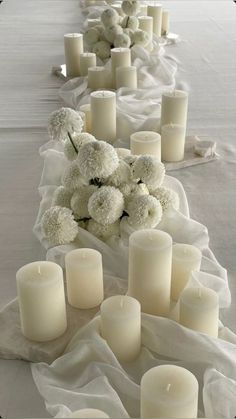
left=166, top=383, right=171, bottom=392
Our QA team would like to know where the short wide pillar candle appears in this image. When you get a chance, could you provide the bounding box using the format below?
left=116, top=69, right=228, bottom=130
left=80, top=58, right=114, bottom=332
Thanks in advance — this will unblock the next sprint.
left=16, top=261, right=67, bottom=342
left=171, top=244, right=202, bottom=301
left=147, top=4, right=163, bottom=37
left=180, top=287, right=219, bottom=337
left=67, top=409, right=109, bottom=418
left=130, top=131, right=161, bottom=160
left=161, top=90, right=188, bottom=128
left=141, top=365, right=199, bottom=418
left=128, top=229, right=172, bottom=316
left=111, top=48, right=131, bottom=87
left=100, top=295, right=141, bottom=362
left=87, top=66, right=110, bottom=90
left=64, top=33, right=84, bottom=78
left=80, top=53, right=96, bottom=77
left=161, top=123, right=186, bottom=162
left=65, top=249, right=104, bottom=309
left=116, top=66, right=137, bottom=89
left=91, top=90, right=116, bottom=142
left=80, top=104, right=92, bottom=133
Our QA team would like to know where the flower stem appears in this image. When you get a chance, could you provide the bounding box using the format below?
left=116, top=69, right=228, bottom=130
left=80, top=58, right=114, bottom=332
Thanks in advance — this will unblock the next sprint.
left=68, top=132, right=78, bottom=154
left=126, top=16, right=130, bottom=28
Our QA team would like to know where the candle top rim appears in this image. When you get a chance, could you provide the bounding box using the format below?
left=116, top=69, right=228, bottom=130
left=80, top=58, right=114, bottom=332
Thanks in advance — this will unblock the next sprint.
left=129, top=229, right=172, bottom=250
left=16, top=261, right=62, bottom=284
left=91, top=90, right=116, bottom=98
left=131, top=131, right=161, bottom=143
left=65, top=248, right=102, bottom=265
left=172, top=243, right=202, bottom=261
left=116, top=65, right=137, bottom=72
left=111, top=47, right=130, bottom=53
left=64, top=33, right=83, bottom=38
left=180, top=287, right=219, bottom=308
left=163, top=90, right=188, bottom=98
left=80, top=52, right=96, bottom=57
left=147, top=4, right=163, bottom=9
left=88, top=66, right=105, bottom=72
left=101, top=295, right=140, bottom=317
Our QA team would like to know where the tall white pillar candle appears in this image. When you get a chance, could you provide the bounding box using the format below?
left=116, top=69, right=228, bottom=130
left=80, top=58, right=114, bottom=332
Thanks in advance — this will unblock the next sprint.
left=91, top=90, right=116, bottom=142
left=138, top=16, right=153, bottom=38
left=130, top=131, right=161, bottom=161
left=128, top=229, right=172, bottom=316
left=116, top=66, right=137, bottom=89
left=87, top=66, right=110, bottom=90
left=161, top=123, right=186, bottom=162
left=147, top=4, right=162, bottom=37
left=80, top=52, right=96, bottom=77
left=180, top=287, right=219, bottom=337
left=162, top=9, right=169, bottom=35
left=161, top=90, right=188, bottom=128
left=16, top=261, right=67, bottom=342
left=64, top=33, right=84, bottom=78
left=141, top=365, right=199, bottom=418
left=65, top=249, right=104, bottom=309
left=111, top=48, right=131, bottom=88
left=171, top=244, right=202, bottom=301
left=100, top=295, right=141, bottom=362
left=67, top=409, right=109, bottom=418
left=80, top=104, right=92, bottom=133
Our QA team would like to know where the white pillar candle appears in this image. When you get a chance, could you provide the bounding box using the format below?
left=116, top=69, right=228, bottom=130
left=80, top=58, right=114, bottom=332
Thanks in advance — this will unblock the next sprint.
left=141, top=365, right=199, bottom=418
left=171, top=244, right=202, bottom=301
left=87, top=66, right=110, bottom=90
left=87, top=18, right=101, bottom=28
left=130, top=131, right=161, bottom=161
left=16, top=261, right=67, bottom=342
left=65, top=249, right=104, bottom=309
left=91, top=90, right=116, bottom=142
left=138, top=16, right=153, bottom=38
left=161, top=123, right=186, bottom=162
left=116, top=66, right=137, bottom=89
left=67, top=409, right=109, bottom=418
left=80, top=52, right=96, bottom=77
left=161, top=90, right=188, bottom=129
left=162, top=9, right=169, bottom=35
left=100, top=295, right=141, bottom=362
left=128, top=229, right=172, bottom=317
left=64, top=33, right=84, bottom=78
left=79, top=104, right=92, bottom=133
left=115, top=147, right=131, bottom=158
left=147, top=4, right=163, bottom=37
left=180, top=287, right=219, bottom=337
left=138, top=4, right=148, bottom=16
left=111, top=48, right=131, bottom=88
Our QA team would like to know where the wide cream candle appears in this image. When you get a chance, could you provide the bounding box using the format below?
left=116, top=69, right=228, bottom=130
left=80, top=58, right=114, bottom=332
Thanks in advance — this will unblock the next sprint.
left=161, top=123, right=186, bottom=162
left=147, top=4, right=163, bottom=37
left=130, top=131, right=161, bottom=161
left=162, top=9, right=169, bottom=35
left=116, top=66, right=137, bottom=89
left=180, top=287, right=219, bottom=337
left=171, top=244, right=202, bottom=301
left=65, top=248, right=104, bottom=309
left=91, top=90, right=116, bottom=142
left=141, top=365, right=199, bottom=418
left=64, top=33, right=84, bottom=78
left=67, top=409, right=109, bottom=418
left=111, top=48, right=131, bottom=88
left=80, top=104, right=92, bottom=133
left=16, top=261, right=67, bottom=342
left=161, top=90, right=188, bottom=129
left=100, top=295, right=141, bottom=362
left=87, top=66, right=110, bottom=90
left=128, top=229, right=172, bottom=317
left=80, top=52, right=96, bottom=77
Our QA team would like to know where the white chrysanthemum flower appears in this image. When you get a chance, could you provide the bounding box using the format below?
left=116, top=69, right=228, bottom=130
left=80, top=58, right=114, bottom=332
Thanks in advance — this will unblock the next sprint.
left=78, top=141, right=119, bottom=181
left=127, top=195, right=162, bottom=229
left=151, top=186, right=180, bottom=213
left=88, top=186, right=124, bottom=225
left=71, top=185, right=98, bottom=219
left=104, top=24, right=123, bottom=43
left=132, top=155, right=165, bottom=188
left=94, top=25, right=104, bottom=35
left=124, top=154, right=138, bottom=167
left=92, top=40, right=111, bottom=59
left=87, top=218, right=120, bottom=241
left=62, top=161, right=89, bottom=192
left=122, top=0, right=140, bottom=16
left=52, top=186, right=73, bottom=209
left=120, top=182, right=149, bottom=209
left=101, top=8, right=120, bottom=27
left=115, top=148, right=131, bottom=158
left=114, top=33, right=131, bottom=48
left=123, top=28, right=134, bottom=42
left=84, top=27, right=100, bottom=45
left=121, top=16, right=139, bottom=31
left=64, top=132, right=96, bottom=161
left=133, top=29, right=150, bottom=47
left=105, top=159, right=131, bottom=187
left=42, top=206, right=79, bottom=246
left=48, top=108, right=84, bottom=141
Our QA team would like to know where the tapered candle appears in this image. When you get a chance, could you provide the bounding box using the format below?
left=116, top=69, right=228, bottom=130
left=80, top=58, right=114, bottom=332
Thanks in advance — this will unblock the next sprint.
left=116, top=66, right=137, bottom=89
left=161, top=90, right=188, bottom=129
left=16, top=261, right=67, bottom=342
left=100, top=295, right=141, bottom=362
left=87, top=66, right=110, bottom=90
left=67, top=409, right=109, bottom=418
left=162, top=9, right=169, bottom=35
left=161, top=123, right=186, bottom=162
left=91, top=90, right=116, bottom=142
left=180, top=287, right=219, bottom=337
left=141, top=365, right=198, bottom=418
left=147, top=4, right=162, bottom=37
left=80, top=52, right=96, bottom=77
left=64, top=33, right=83, bottom=78
left=130, top=131, right=161, bottom=161
left=111, top=48, right=131, bottom=88
left=80, top=104, right=92, bottom=133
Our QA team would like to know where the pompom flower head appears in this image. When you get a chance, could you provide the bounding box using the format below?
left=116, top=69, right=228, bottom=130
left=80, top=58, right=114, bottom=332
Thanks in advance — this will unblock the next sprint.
left=132, top=155, right=165, bottom=188
left=87, top=219, right=120, bottom=241
left=92, top=41, right=111, bottom=60
left=62, top=161, right=89, bottom=192
left=151, top=186, right=180, bottom=212
left=120, top=182, right=149, bottom=208
left=42, top=206, right=78, bottom=246
left=78, top=141, right=119, bottom=181
left=88, top=186, right=124, bottom=225
left=104, top=24, right=123, bottom=43
left=101, top=8, right=119, bottom=27
left=114, top=33, right=131, bottom=48
left=121, top=16, right=139, bottom=31
left=71, top=185, right=97, bottom=219
left=122, top=0, right=140, bottom=16
left=48, top=108, right=83, bottom=141
left=127, top=195, right=162, bottom=229
left=52, top=186, right=72, bottom=209
left=133, top=29, right=150, bottom=47
left=105, top=159, right=131, bottom=187
left=64, top=132, right=96, bottom=161
left=84, top=27, right=100, bottom=45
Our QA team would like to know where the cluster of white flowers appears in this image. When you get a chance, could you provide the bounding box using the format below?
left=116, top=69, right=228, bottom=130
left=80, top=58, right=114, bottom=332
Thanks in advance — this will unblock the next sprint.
left=48, top=108, right=84, bottom=142
left=84, top=0, right=151, bottom=59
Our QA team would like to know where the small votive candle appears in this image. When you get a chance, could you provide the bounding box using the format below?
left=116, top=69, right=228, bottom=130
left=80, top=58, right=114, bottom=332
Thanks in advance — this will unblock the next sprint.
left=130, top=131, right=161, bottom=161
left=100, top=295, right=141, bottom=362
left=67, top=409, right=109, bottom=418
left=80, top=52, right=96, bottom=77
left=161, top=123, right=186, bottom=162
left=180, top=287, right=219, bottom=337
left=141, top=365, right=199, bottom=418
left=111, top=48, right=131, bottom=87
left=116, top=66, right=137, bottom=89
left=64, top=33, right=84, bottom=78
left=87, top=66, right=110, bottom=90
left=65, top=249, right=104, bottom=309
left=161, top=90, right=188, bottom=129
left=91, top=90, right=116, bottom=142
left=79, top=104, right=92, bottom=133
left=16, top=261, right=67, bottom=342
left=162, top=9, right=169, bottom=35
left=171, top=244, right=202, bottom=301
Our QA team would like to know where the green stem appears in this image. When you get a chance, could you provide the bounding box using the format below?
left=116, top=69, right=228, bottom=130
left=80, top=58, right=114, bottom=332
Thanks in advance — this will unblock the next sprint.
left=126, top=16, right=130, bottom=28
left=68, top=131, right=78, bottom=154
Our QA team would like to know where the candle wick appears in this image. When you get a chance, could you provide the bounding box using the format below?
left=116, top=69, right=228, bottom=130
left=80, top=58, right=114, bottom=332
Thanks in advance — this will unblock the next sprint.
left=166, top=383, right=171, bottom=392
left=37, top=265, right=41, bottom=275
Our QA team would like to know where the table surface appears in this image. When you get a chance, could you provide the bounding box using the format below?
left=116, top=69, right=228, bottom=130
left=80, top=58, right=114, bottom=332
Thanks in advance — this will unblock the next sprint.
left=0, top=0, right=236, bottom=417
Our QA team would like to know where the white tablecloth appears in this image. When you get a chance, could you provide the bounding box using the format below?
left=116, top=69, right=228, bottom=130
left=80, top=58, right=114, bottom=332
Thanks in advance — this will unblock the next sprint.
left=0, top=0, right=236, bottom=417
